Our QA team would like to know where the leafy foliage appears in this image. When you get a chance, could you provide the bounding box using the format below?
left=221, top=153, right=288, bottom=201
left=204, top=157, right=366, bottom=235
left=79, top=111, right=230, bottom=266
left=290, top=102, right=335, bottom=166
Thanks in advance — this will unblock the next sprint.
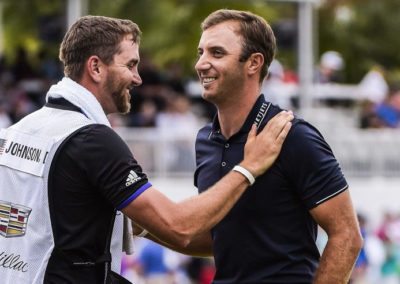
left=88, top=0, right=280, bottom=76
left=318, top=0, right=400, bottom=83
left=2, top=0, right=400, bottom=83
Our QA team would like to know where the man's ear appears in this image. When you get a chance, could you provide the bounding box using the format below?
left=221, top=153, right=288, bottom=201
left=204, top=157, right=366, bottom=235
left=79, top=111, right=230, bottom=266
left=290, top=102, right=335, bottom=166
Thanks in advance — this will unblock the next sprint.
left=247, top=53, right=264, bottom=77
left=86, top=55, right=103, bottom=83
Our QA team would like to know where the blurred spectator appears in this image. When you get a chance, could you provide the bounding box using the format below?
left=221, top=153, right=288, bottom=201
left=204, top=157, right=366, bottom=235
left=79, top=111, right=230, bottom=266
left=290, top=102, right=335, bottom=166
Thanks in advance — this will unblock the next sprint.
left=376, top=211, right=400, bottom=282
left=351, top=213, right=369, bottom=283
left=261, top=59, right=297, bottom=109
left=377, top=212, right=397, bottom=243
left=156, top=91, right=201, bottom=172
left=164, top=61, right=186, bottom=93
left=186, top=258, right=215, bottom=284
left=282, top=65, right=298, bottom=84
left=351, top=213, right=386, bottom=284
left=128, top=55, right=167, bottom=127
left=358, top=66, right=389, bottom=104
left=37, top=47, right=64, bottom=85
left=364, top=229, right=386, bottom=284
left=359, top=99, right=384, bottom=129
left=315, top=50, right=344, bottom=83
left=0, top=71, right=37, bottom=122
left=198, top=260, right=215, bottom=284
left=137, top=240, right=175, bottom=284
left=11, top=46, right=38, bottom=81
left=156, top=92, right=202, bottom=131
left=163, top=248, right=192, bottom=284
left=315, top=51, right=350, bottom=107
left=129, top=99, right=158, bottom=127
left=375, top=87, right=400, bottom=128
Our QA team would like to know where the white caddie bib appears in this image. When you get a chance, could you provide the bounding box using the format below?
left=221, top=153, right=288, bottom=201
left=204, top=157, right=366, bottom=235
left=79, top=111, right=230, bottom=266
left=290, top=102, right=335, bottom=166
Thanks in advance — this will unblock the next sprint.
left=0, top=106, right=124, bottom=283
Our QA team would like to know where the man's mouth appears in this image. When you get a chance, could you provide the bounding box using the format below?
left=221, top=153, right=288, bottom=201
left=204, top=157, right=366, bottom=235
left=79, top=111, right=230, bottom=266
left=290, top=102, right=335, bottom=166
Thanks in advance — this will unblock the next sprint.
left=202, top=77, right=216, bottom=86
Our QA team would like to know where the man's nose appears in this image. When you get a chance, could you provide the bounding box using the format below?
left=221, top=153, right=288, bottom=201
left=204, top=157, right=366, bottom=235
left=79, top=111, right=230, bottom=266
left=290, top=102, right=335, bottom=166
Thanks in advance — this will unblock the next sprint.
left=132, top=72, right=142, bottom=86
left=195, top=54, right=211, bottom=72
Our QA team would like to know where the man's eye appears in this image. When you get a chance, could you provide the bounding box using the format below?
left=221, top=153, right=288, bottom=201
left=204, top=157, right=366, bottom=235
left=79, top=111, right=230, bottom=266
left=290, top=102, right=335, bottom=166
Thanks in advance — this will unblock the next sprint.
left=213, top=50, right=223, bottom=57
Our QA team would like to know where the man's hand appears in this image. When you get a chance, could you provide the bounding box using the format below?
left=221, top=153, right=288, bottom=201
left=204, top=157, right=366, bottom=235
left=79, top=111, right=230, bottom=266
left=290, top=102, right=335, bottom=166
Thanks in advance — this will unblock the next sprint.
left=241, top=110, right=293, bottom=177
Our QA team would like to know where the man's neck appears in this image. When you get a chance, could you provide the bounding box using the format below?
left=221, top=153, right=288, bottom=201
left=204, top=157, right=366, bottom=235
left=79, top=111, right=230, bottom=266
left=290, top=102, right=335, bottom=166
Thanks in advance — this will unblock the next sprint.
left=218, top=93, right=259, bottom=139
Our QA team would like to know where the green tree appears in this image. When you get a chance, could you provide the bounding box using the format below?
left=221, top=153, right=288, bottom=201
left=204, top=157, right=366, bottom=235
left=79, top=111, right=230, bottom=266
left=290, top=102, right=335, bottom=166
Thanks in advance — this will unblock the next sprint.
left=1, top=0, right=64, bottom=65
left=318, top=0, right=400, bottom=83
left=2, top=0, right=291, bottom=76
left=7, top=0, right=400, bottom=83
left=88, top=0, right=284, bottom=76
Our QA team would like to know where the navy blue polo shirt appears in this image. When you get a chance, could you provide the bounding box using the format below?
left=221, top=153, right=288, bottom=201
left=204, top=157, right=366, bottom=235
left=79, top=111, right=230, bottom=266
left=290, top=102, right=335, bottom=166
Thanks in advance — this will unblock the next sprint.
left=194, top=95, right=348, bottom=283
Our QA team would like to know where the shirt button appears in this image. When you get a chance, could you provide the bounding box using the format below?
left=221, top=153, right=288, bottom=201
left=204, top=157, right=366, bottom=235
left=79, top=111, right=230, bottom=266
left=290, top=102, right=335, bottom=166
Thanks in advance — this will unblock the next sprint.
left=221, top=162, right=226, bottom=167
left=225, top=143, right=230, bottom=148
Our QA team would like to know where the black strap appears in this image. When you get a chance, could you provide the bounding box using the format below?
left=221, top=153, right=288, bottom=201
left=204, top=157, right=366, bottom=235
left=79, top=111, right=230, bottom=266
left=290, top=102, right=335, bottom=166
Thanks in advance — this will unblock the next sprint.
left=45, top=97, right=87, bottom=117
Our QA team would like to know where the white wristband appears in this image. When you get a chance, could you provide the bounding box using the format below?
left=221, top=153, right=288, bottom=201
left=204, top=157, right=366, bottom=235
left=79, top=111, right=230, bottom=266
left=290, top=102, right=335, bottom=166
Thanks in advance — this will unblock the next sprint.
left=137, top=229, right=148, bottom=238
left=233, top=165, right=255, bottom=185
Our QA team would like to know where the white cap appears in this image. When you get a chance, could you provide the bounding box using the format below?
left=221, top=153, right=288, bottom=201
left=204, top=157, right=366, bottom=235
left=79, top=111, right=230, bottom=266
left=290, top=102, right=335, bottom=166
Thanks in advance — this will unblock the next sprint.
left=320, top=51, right=344, bottom=71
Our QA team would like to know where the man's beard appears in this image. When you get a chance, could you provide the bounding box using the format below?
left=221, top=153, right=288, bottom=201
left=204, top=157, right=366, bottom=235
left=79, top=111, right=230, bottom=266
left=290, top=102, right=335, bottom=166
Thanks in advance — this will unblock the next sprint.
left=112, top=89, right=131, bottom=114
left=106, top=72, right=131, bottom=114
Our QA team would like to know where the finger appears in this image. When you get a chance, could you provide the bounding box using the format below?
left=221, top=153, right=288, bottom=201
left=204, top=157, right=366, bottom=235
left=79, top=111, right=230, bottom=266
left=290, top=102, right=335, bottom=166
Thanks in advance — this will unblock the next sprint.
left=263, top=111, right=293, bottom=138
left=247, top=124, right=257, bottom=142
left=268, top=111, right=293, bottom=128
left=276, top=121, right=292, bottom=144
left=276, top=111, right=294, bottom=131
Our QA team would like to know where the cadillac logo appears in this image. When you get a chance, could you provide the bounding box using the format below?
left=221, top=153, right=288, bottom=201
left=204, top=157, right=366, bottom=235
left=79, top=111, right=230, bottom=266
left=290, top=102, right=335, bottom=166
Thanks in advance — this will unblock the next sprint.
left=0, top=201, right=32, bottom=238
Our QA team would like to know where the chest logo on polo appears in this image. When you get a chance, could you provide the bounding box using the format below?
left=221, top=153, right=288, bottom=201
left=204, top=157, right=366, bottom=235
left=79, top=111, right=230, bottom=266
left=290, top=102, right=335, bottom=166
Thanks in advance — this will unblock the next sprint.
left=0, top=200, right=32, bottom=238
left=125, top=170, right=141, bottom=187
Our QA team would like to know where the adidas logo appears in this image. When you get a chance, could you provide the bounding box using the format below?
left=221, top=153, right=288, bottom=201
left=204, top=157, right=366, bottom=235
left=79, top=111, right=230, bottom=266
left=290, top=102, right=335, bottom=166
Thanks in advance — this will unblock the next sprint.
left=125, top=170, right=141, bottom=187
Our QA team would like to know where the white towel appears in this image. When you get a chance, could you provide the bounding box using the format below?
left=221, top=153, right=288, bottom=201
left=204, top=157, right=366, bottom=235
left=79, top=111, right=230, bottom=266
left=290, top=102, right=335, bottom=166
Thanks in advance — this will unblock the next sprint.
left=46, top=77, right=135, bottom=254
left=46, top=77, right=110, bottom=126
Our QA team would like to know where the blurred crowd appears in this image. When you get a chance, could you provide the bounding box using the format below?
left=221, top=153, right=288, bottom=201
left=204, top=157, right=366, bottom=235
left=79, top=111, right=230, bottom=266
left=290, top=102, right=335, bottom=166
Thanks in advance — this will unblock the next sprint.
left=1, top=47, right=400, bottom=132
left=319, top=211, right=400, bottom=284
left=263, top=50, right=400, bottom=129
left=0, top=47, right=62, bottom=128
left=125, top=210, right=400, bottom=284
left=121, top=239, right=215, bottom=284
left=0, top=47, right=212, bottom=131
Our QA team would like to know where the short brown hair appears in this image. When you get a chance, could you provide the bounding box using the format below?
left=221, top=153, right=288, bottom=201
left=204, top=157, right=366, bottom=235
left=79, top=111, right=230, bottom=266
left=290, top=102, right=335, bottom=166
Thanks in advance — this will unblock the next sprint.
left=59, top=15, right=141, bottom=81
left=201, top=9, right=276, bottom=82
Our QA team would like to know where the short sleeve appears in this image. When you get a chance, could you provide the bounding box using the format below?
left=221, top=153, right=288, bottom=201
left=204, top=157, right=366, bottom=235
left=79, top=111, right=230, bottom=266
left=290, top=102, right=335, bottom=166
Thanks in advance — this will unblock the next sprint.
left=280, top=120, right=348, bottom=209
left=59, top=124, right=151, bottom=210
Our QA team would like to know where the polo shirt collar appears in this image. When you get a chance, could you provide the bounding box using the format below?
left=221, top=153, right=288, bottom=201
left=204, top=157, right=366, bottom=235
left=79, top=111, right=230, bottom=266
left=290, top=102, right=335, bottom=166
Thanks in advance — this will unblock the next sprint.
left=209, top=95, right=272, bottom=141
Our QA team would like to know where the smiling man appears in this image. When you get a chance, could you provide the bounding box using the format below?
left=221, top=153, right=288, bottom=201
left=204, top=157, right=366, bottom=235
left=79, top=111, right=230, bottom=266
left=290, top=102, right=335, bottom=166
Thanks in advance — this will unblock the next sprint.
left=189, top=9, right=361, bottom=284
